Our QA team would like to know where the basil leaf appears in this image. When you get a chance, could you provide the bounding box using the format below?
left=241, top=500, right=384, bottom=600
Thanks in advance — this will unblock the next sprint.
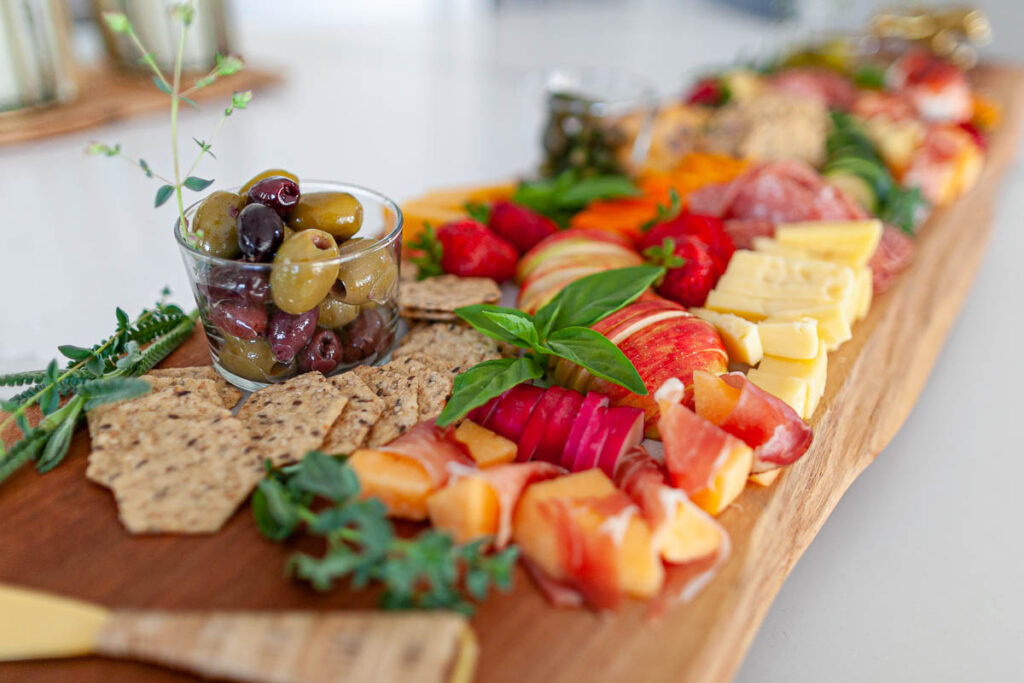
left=555, top=175, right=639, bottom=208
left=535, top=265, right=663, bottom=332
left=542, top=327, right=646, bottom=395
left=436, top=357, right=544, bottom=427
left=455, top=305, right=537, bottom=349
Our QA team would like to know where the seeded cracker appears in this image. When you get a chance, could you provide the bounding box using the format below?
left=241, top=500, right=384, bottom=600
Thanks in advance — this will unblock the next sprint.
left=353, top=365, right=421, bottom=447
left=392, top=322, right=510, bottom=376
left=145, top=366, right=243, bottom=409
left=386, top=355, right=454, bottom=421
left=110, top=415, right=263, bottom=534
left=399, top=275, right=501, bottom=321
left=323, top=373, right=386, bottom=455
left=86, top=385, right=232, bottom=487
left=236, top=372, right=348, bottom=466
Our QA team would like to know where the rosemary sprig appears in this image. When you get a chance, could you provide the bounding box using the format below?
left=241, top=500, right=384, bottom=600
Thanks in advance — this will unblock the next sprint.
left=89, top=2, right=252, bottom=238
left=253, top=452, right=518, bottom=614
left=0, top=291, right=198, bottom=485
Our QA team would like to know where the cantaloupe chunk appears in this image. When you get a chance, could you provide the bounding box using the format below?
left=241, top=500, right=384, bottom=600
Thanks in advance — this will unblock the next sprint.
left=348, top=449, right=434, bottom=520
left=692, top=370, right=742, bottom=425
left=657, top=491, right=726, bottom=564
left=454, top=421, right=517, bottom=468
left=427, top=477, right=500, bottom=544
left=513, top=470, right=663, bottom=599
left=689, top=441, right=753, bottom=515
left=749, top=468, right=782, bottom=487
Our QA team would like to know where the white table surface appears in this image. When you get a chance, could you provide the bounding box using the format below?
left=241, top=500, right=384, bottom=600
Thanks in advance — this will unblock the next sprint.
left=2, top=1, right=1022, bottom=680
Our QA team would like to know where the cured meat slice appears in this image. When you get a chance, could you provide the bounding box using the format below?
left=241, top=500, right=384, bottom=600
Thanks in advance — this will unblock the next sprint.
left=769, top=67, right=858, bottom=111
left=381, top=421, right=473, bottom=487
left=868, top=224, right=915, bottom=292
left=723, top=218, right=775, bottom=250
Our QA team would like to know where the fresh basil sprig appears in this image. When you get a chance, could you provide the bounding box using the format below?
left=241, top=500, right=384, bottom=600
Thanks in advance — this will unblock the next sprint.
left=512, top=170, right=640, bottom=226
left=435, top=265, right=663, bottom=427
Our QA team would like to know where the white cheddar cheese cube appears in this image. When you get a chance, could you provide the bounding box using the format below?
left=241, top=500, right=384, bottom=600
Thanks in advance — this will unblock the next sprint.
left=757, top=317, right=819, bottom=359
left=689, top=308, right=763, bottom=365
left=768, top=305, right=851, bottom=351
left=774, top=220, right=883, bottom=268
left=854, top=266, right=873, bottom=320
left=746, top=369, right=808, bottom=418
left=757, top=342, right=828, bottom=414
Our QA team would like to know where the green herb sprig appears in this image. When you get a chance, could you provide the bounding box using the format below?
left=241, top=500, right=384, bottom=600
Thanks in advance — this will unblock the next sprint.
left=436, top=265, right=663, bottom=427
left=89, top=2, right=252, bottom=241
left=512, top=170, right=640, bottom=226
left=0, top=291, right=198, bottom=485
left=253, top=451, right=517, bottom=613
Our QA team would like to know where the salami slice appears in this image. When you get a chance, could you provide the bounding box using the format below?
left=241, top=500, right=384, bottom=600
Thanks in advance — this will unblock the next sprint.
left=869, top=224, right=915, bottom=292
left=770, top=67, right=858, bottom=111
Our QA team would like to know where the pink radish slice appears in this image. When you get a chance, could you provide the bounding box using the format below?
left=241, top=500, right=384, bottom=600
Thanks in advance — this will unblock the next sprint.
left=467, top=395, right=502, bottom=425
left=533, top=389, right=585, bottom=465
left=561, top=392, right=610, bottom=470
left=517, top=387, right=570, bottom=463
left=488, top=384, right=546, bottom=442
left=595, top=406, right=645, bottom=477
left=572, top=417, right=610, bottom=472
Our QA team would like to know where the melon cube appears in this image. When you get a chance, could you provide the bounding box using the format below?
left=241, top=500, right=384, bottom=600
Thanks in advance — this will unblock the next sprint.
left=749, top=468, right=783, bottom=487
left=348, top=449, right=434, bottom=520
left=427, top=477, right=500, bottom=544
left=454, top=421, right=517, bottom=468
left=689, top=442, right=753, bottom=515
left=657, top=492, right=726, bottom=564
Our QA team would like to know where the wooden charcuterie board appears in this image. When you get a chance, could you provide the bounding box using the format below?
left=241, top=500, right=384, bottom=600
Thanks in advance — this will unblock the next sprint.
left=0, top=63, right=1021, bottom=683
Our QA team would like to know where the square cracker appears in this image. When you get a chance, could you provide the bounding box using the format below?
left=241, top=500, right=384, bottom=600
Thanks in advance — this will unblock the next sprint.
left=236, top=372, right=348, bottom=466
left=87, top=385, right=232, bottom=487
left=110, top=415, right=263, bottom=534
left=384, top=356, right=454, bottom=422
left=322, top=373, right=386, bottom=455
left=146, top=366, right=243, bottom=409
left=399, top=275, right=501, bottom=321
left=392, top=321, right=511, bottom=376
left=353, top=365, right=421, bottom=447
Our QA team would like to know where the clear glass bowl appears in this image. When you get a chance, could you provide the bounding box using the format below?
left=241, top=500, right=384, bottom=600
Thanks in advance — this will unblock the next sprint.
left=175, top=180, right=403, bottom=391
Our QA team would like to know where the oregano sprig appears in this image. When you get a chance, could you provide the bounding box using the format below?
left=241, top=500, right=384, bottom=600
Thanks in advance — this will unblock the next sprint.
left=253, top=452, right=518, bottom=613
left=435, top=265, right=663, bottom=426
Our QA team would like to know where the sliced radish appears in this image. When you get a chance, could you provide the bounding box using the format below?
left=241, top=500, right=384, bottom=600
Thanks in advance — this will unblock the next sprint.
left=595, top=406, right=645, bottom=477
left=467, top=395, right=502, bottom=425
left=533, top=389, right=584, bottom=465
left=572, top=418, right=610, bottom=472
left=487, top=384, right=546, bottom=442
left=517, top=386, right=570, bottom=462
left=561, top=392, right=610, bottom=470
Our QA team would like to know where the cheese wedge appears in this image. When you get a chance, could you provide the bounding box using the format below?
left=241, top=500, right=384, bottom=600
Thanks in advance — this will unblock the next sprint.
left=757, top=342, right=829, bottom=418
left=854, top=266, right=873, bottom=320
left=746, top=369, right=809, bottom=418
left=689, top=308, right=763, bottom=365
left=767, top=305, right=851, bottom=351
left=757, top=317, right=819, bottom=359
left=750, top=236, right=813, bottom=260
left=773, top=220, right=883, bottom=268
left=0, top=584, right=110, bottom=660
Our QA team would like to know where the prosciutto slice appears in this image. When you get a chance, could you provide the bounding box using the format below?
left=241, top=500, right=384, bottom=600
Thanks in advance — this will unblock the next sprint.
left=769, top=67, right=858, bottom=111
left=657, top=386, right=744, bottom=496
left=381, top=421, right=473, bottom=488
left=869, top=225, right=915, bottom=292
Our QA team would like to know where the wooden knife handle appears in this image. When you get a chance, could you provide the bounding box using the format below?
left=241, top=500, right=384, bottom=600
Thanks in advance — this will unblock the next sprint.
left=95, top=609, right=477, bottom=683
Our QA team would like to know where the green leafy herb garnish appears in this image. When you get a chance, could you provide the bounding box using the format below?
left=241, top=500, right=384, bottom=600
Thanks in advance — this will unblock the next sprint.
left=464, top=201, right=491, bottom=225
left=853, top=64, right=887, bottom=90
left=253, top=451, right=518, bottom=613
left=435, top=265, right=663, bottom=426
left=512, top=170, right=640, bottom=226
left=880, top=185, right=928, bottom=235
left=408, top=223, right=445, bottom=280
left=0, top=291, right=198, bottom=485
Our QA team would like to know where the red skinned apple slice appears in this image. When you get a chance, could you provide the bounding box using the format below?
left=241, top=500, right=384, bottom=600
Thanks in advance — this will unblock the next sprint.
left=517, top=386, right=570, bottom=463
left=693, top=371, right=813, bottom=472
left=533, top=388, right=585, bottom=465
left=486, top=384, right=546, bottom=442
left=467, top=395, right=501, bottom=425
left=570, top=404, right=610, bottom=472
left=517, top=228, right=636, bottom=281
left=561, top=392, right=610, bottom=470
left=595, top=406, right=645, bottom=477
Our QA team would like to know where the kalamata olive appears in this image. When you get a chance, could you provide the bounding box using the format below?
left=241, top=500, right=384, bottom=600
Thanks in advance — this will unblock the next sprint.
left=289, top=191, right=363, bottom=240
left=239, top=168, right=299, bottom=196
left=298, top=329, right=343, bottom=374
left=247, top=177, right=300, bottom=217
left=318, top=295, right=360, bottom=328
left=201, top=265, right=271, bottom=305
left=191, top=191, right=243, bottom=258
left=269, top=229, right=341, bottom=314
left=268, top=308, right=319, bottom=363
left=238, top=203, right=285, bottom=262
left=339, top=308, right=393, bottom=363
left=335, top=239, right=399, bottom=304
left=209, top=299, right=268, bottom=340
left=217, top=334, right=295, bottom=382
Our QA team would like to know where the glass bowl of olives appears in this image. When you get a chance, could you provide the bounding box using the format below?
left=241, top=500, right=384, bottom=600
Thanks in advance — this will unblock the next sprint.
left=175, top=171, right=402, bottom=391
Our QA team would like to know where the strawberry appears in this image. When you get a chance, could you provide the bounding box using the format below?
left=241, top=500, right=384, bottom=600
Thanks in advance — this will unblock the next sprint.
left=411, top=219, right=518, bottom=282
left=643, top=236, right=718, bottom=309
left=685, top=77, right=729, bottom=107
left=637, top=212, right=734, bottom=276
left=487, top=200, right=559, bottom=254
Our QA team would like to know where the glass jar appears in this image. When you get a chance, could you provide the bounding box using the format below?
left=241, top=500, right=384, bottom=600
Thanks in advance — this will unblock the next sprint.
left=175, top=180, right=402, bottom=391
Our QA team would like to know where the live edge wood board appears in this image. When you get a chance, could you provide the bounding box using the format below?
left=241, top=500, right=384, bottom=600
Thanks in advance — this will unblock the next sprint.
left=1, top=65, right=1022, bottom=683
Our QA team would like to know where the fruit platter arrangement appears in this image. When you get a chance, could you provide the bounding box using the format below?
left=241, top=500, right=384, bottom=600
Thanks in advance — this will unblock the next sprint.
left=1, top=6, right=1022, bottom=683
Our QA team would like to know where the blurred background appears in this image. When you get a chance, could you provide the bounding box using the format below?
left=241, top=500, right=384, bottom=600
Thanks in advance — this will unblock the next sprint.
left=1, top=1, right=1022, bottom=681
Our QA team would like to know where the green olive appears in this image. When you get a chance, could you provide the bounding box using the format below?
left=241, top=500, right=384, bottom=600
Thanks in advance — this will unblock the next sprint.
left=217, top=334, right=295, bottom=382
left=318, top=295, right=361, bottom=328
left=239, top=168, right=299, bottom=196
left=289, top=192, right=363, bottom=239
left=336, top=239, right=398, bottom=305
left=270, top=229, right=341, bottom=314
left=191, top=191, right=243, bottom=258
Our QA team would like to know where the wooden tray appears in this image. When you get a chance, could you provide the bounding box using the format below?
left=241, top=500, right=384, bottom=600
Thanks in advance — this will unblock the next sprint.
left=0, top=65, right=280, bottom=147
left=0, top=63, right=1021, bottom=683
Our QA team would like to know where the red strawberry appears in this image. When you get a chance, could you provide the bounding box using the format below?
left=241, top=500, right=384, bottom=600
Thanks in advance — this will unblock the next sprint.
left=637, top=212, right=734, bottom=276
left=488, top=200, right=559, bottom=254
left=685, top=77, right=728, bottom=107
left=643, top=236, right=718, bottom=309
left=432, top=219, right=518, bottom=282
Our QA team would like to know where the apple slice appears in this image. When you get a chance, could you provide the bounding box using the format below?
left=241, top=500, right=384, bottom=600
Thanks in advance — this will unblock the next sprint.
left=561, top=392, right=610, bottom=470
left=572, top=418, right=610, bottom=472
left=517, top=387, right=568, bottom=463
left=485, top=384, right=545, bottom=442
left=533, top=388, right=585, bottom=465
left=467, top=395, right=501, bottom=425
left=595, top=406, right=645, bottom=477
